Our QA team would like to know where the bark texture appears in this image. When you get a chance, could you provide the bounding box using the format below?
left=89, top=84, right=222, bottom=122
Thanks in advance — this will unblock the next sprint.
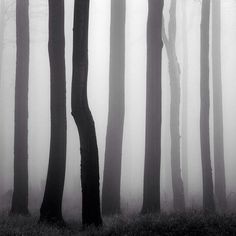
left=11, top=0, right=30, bottom=216
left=71, top=0, right=102, bottom=226
left=40, top=0, right=67, bottom=224
left=142, top=0, right=164, bottom=213
left=212, top=0, right=227, bottom=211
left=102, top=0, right=125, bottom=215
left=200, top=0, right=215, bottom=212
left=163, top=0, right=185, bottom=211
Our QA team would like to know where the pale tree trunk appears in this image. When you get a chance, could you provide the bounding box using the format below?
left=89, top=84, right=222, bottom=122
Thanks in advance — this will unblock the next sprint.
left=142, top=0, right=164, bottom=213
left=72, top=0, right=102, bottom=226
left=163, top=0, right=185, bottom=211
left=40, top=0, right=67, bottom=225
left=102, top=0, right=125, bottom=215
left=11, top=0, right=30, bottom=215
left=200, top=0, right=215, bottom=212
left=181, top=0, right=189, bottom=203
left=212, top=0, right=227, bottom=210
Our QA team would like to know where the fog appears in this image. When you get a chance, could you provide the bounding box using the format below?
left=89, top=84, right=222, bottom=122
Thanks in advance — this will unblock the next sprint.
left=1, top=0, right=236, bottom=218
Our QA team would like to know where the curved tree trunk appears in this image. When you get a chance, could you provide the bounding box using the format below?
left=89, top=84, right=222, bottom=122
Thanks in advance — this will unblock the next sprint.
left=40, top=0, right=67, bottom=225
left=200, top=0, right=215, bottom=212
left=142, top=0, right=164, bottom=214
left=71, top=0, right=102, bottom=227
left=102, top=0, right=125, bottom=215
left=212, top=0, right=227, bottom=211
left=181, top=0, right=189, bottom=203
left=11, top=0, right=30, bottom=216
left=163, top=0, right=185, bottom=212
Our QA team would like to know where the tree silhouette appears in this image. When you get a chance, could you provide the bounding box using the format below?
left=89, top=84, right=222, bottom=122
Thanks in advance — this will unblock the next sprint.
left=71, top=0, right=102, bottom=226
left=142, top=0, right=164, bottom=213
left=102, top=0, right=126, bottom=215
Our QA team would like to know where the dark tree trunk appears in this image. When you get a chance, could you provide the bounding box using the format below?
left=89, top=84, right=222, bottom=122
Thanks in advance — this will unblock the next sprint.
left=181, top=0, right=189, bottom=202
left=40, top=0, right=67, bottom=225
left=212, top=0, right=227, bottom=211
left=102, top=0, right=125, bottom=215
left=71, top=0, right=102, bottom=227
left=142, top=0, right=164, bottom=214
left=200, top=0, right=215, bottom=212
left=10, top=0, right=30, bottom=216
left=163, top=0, right=185, bottom=212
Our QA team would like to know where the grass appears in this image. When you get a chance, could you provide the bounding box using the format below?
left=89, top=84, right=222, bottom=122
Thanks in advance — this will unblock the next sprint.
left=0, top=211, right=236, bottom=235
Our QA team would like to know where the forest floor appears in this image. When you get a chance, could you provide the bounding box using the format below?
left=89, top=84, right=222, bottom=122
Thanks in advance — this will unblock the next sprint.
left=0, top=211, right=236, bottom=235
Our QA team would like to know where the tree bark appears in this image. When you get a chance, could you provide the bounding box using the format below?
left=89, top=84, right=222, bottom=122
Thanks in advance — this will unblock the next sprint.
left=40, top=0, right=67, bottom=225
left=163, top=0, right=185, bottom=211
left=102, top=0, right=125, bottom=215
left=181, top=0, right=189, bottom=203
left=142, top=0, right=164, bottom=214
left=71, top=0, right=102, bottom=226
left=11, top=0, right=30, bottom=216
left=212, top=0, right=227, bottom=211
left=200, top=0, right=215, bottom=212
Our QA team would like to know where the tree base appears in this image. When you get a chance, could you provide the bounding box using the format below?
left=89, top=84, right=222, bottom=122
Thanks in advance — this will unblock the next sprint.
left=38, top=215, right=67, bottom=228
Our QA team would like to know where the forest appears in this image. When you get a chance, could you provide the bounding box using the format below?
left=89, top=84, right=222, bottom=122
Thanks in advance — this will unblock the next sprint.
left=1, top=0, right=236, bottom=235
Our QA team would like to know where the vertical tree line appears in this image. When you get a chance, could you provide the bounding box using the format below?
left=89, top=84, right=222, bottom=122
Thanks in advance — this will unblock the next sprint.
left=102, top=0, right=126, bottom=215
left=71, top=0, right=102, bottom=226
left=142, top=0, right=164, bottom=213
left=11, top=0, right=30, bottom=216
left=40, top=0, right=67, bottom=225
left=163, top=0, right=185, bottom=211
left=200, top=0, right=215, bottom=212
left=212, top=0, right=227, bottom=211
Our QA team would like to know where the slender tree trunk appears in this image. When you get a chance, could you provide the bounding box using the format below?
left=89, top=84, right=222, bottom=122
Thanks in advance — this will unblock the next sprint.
left=181, top=0, right=189, bottom=203
left=102, top=0, right=125, bottom=215
left=163, top=0, right=185, bottom=211
left=212, top=0, right=227, bottom=211
left=200, top=0, right=215, bottom=212
left=40, top=0, right=67, bottom=225
left=71, top=0, right=102, bottom=226
left=142, top=0, right=164, bottom=214
left=11, top=0, right=30, bottom=215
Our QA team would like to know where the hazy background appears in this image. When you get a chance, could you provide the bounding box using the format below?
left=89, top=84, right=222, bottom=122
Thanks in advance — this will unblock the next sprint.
left=0, top=0, right=236, bottom=217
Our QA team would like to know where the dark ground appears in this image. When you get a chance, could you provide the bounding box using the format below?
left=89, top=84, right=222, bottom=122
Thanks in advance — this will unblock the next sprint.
left=0, top=211, right=236, bottom=235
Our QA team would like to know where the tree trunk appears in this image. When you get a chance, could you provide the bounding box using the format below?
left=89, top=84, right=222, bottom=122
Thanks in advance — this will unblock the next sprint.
left=11, top=0, right=30, bottom=216
left=71, top=0, right=102, bottom=226
left=163, top=0, right=185, bottom=211
left=200, top=0, right=215, bottom=212
left=181, top=0, right=189, bottom=203
left=102, top=0, right=125, bottom=215
left=142, top=0, right=164, bottom=213
left=40, top=0, right=67, bottom=225
left=212, top=0, right=227, bottom=211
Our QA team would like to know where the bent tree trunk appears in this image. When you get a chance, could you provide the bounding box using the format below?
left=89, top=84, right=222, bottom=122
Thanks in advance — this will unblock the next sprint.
left=102, top=0, right=126, bottom=215
left=11, top=0, right=30, bottom=216
left=163, top=0, right=185, bottom=211
left=142, top=0, right=164, bottom=213
left=212, top=0, right=227, bottom=210
left=40, top=0, right=67, bottom=224
left=200, top=0, right=215, bottom=212
left=71, top=0, right=102, bottom=226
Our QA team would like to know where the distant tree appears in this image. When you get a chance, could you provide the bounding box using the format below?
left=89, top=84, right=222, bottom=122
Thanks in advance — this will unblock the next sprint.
left=102, top=0, right=126, bottom=215
left=200, top=0, right=215, bottom=212
left=71, top=0, right=102, bottom=226
left=142, top=0, right=164, bottom=213
left=10, top=0, right=30, bottom=215
left=212, top=0, right=227, bottom=211
left=40, top=0, right=67, bottom=225
left=181, top=0, right=189, bottom=202
left=162, top=0, right=185, bottom=211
